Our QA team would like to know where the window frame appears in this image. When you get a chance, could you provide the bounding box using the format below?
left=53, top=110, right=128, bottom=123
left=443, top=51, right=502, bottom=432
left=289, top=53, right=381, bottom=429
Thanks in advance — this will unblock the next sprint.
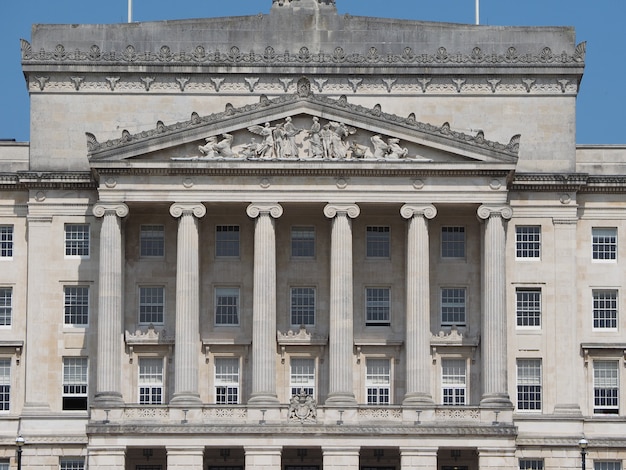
left=214, top=357, right=240, bottom=405
left=138, top=357, right=165, bottom=405
left=440, top=287, right=467, bottom=327
left=0, top=287, right=12, bottom=327
left=0, top=358, right=10, bottom=412
left=594, top=462, right=622, bottom=470
left=59, top=459, right=85, bottom=470
left=592, top=289, right=618, bottom=330
left=515, top=287, right=542, bottom=329
left=64, top=224, right=90, bottom=258
left=365, top=358, right=391, bottom=405
left=366, top=226, right=390, bottom=259
left=140, top=224, right=165, bottom=258
left=592, top=227, right=617, bottom=262
left=215, top=225, right=240, bottom=258
left=215, top=287, right=240, bottom=326
left=593, top=360, right=619, bottom=414
left=138, top=286, right=165, bottom=325
left=441, top=226, right=466, bottom=259
left=290, top=287, right=316, bottom=327
left=291, top=226, right=315, bottom=258
left=290, top=357, right=316, bottom=400
left=516, top=358, right=542, bottom=411
left=519, top=459, right=544, bottom=470
left=441, top=358, right=467, bottom=406
left=515, top=225, right=541, bottom=260
left=62, top=357, right=88, bottom=411
left=63, top=285, right=89, bottom=327
left=0, top=225, right=13, bottom=259
left=365, top=287, right=391, bottom=326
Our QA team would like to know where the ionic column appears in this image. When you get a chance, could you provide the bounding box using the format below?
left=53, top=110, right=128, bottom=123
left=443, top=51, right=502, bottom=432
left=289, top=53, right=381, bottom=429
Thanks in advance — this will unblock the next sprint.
left=93, top=203, right=129, bottom=406
left=322, top=447, right=360, bottom=470
left=245, top=446, right=282, bottom=470
left=477, top=205, right=513, bottom=407
left=246, top=203, right=283, bottom=405
left=401, top=204, right=437, bottom=405
left=169, top=203, right=206, bottom=405
left=324, top=203, right=360, bottom=406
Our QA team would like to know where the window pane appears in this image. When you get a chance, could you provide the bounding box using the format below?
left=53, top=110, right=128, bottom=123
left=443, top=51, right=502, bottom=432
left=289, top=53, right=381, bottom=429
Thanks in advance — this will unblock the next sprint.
left=0, top=359, right=10, bottom=411
left=442, top=359, right=466, bottom=406
left=593, top=290, right=618, bottom=329
left=291, top=287, right=315, bottom=325
left=592, top=228, right=617, bottom=261
left=0, top=226, right=13, bottom=258
left=139, top=287, right=164, bottom=324
left=140, top=225, right=164, bottom=257
left=64, top=286, right=89, bottom=326
left=215, top=288, right=239, bottom=325
left=139, top=358, right=163, bottom=405
left=594, top=463, right=621, bottom=470
left=441, top=226, right=465, bottom=258
left=60, top=460, right=85, bottom=470
left=215, top=358, right=239, bottom=404
left=216, top=225, right=240, bottom=257
left=290, top=358, right=315, bottom=397
left=366, top=226, right=390, bottom=258
left=441, top=288, right=466, bottom=326
left=0, top=288, right=12, bottom=326
left=65, top=224, right=90, bottom=257
left=366, top=287, right=390, bottom=325
left=63, top=357, right=88, bottom=410
left=594, top=361, right=619, bottom=414
left=516, top=288, right=541, bottom=328
left=517, top=359, right=541, bottom=411
left=516, top=226, right=541, bottom=259
left=520, top=460, right=544, bottom=470
left=366, top=359, right=390, bottom=405
left=291, top=226, right=315, bottom=258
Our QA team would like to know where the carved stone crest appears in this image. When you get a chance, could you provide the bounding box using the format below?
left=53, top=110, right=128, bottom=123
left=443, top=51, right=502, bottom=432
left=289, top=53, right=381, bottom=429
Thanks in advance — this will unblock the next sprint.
left=288, top=389, right=317, bottom=423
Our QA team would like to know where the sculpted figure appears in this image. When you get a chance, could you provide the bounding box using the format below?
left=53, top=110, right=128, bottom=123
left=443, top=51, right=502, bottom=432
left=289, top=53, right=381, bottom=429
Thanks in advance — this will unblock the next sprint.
left=213, top=133, right=235, bottom=158
left=273, top=123, right=285, bottom=159
left=241, top=138, right=261, bottom=159
left=320, top=124, right=332, bottom=159
left=349, top=141, right=368, bottom=159
left=198, top=136, right=219, bottom=158
left=283, top=116, right=303, bottom=158
left=387, top=138, right=408, bottom=159
left=306, top=117, right=323, bottom=159
left=371, top=134, right=388, bottom=159
left=329, top=121, right=351, bottom=159
left=247, top=122, right=276, bottom=158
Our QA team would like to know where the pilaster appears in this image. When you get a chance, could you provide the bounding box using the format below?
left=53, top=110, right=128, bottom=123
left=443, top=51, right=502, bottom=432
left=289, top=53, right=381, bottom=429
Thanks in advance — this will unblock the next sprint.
left=246, top=203, right=283, bottom=405
left=324, top=203, right=360, bottom=406
left=167, top=446, right=204, bottom=470
left=244, top=446, right=282, bottom=470
left=322, top=447, right=360, bottom=470
left=169, top=203, right=206, bottom=406
left=400, top=447, right=438, bottom=470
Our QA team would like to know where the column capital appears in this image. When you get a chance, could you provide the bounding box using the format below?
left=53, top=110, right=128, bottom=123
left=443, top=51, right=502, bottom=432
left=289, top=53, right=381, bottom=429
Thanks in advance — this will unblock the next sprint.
left=169, top=203, right=206, bottom=218
left=400, top=204, right=437, bottom=220
left=246, top=202, right=283, bottom=219
left=477, top=204, right=512, bottom=220
left=323, top=203, right=360, bottom=219
left=93, top=203, right=129, bottom=218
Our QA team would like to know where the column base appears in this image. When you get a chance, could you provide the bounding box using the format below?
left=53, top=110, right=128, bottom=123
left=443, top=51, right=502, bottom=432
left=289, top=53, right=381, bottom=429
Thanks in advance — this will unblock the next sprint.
left=553, top=403, right=582, bottom=416
left=402, top=393, right=435, bottom=406
left=248, top=393, right=280, bottom=406
left=325, top=392, right=357, bottom=407
left=170, top=393, right=202, bottom=407
left=480, top=393, right=513, bottom=409
left=93, top=392, right=125, bottom=408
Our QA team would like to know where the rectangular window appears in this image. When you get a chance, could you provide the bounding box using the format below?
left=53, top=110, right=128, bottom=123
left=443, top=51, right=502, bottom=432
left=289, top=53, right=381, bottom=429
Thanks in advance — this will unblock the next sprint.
left=0, top=226, right=13, bottom=258
left=139, top=358, right=164, bottom=405
left=139, top=287, right=164, bottom=325
left=366, top=226, right=390, bottom=258
left=290, top=287, right=315, bottom=326
left=517, top=359, right=542, bottom=411
left=366, top=358, right=390, bottom=405
left=594, top=360, right=619, bottom=414
left=62, top=357, right=88, bottom=410
left=290, top=358, right=316, bottom=398
left=0, top=460, right=9, bottom=470
left=0, top=359, right=10, bottom=411
left=516, top=288, right=541, bottom=328
left=64, top=286, right=89, bottom=326
left=516, top=226, right=541, bottom=259
left=594, top=463, right=622, bottom=470
left=366, top=287, right=390, bottom=326
left=215, top=357, right=240, bottom=405
left=442, top=359, right=466, bottom=405
left=60, top=459, right=85, bottom=470
left=519, top=460, right=544, bottom=470
left=64, top=224, right=90, bottom=257
left=291, top=226, right=315, bottom=258
left=215, top=288, right=240, bottom=326
left=592, top=228, right=617, bottom=261
left=593, top=290, right=618, bottom=329
left=216, top=225, right=240, bottom=258
left=0, top=288, right=12, bottom=327
left=441, top=226, right=465, bottom=258
left=441, top=288, right=466, bottom=326
left=140, top=225, right=165, bottom=257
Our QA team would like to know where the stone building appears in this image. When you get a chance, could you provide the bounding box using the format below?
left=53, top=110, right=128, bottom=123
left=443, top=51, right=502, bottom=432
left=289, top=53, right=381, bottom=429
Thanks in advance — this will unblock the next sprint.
left=0, top=0, right=624, bottom=469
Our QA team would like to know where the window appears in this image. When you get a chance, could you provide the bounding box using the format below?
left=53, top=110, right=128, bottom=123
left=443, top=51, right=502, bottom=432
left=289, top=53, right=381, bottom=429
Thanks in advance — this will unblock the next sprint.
left=62, top=357, right=88, bottom=410
left=64, top=286, right=89, bottom=326
left=0, top=460, right=9, bottom=470
left=139, top=287, right=164, bottom=325
left=441, top=226, right=465, bottom=258
left=0, top=359, right=10, bottom=411
left=290, top=287, right=315, bottom=326
left=515, top=226, right=541, bottom=259
left=60, top=459, right=85, bottom=470
left=519, top=460, right=544, bottom=470
left=517, top=359, right=542, bottom=411
left=215, top=357, right=240, bottom=404
left=64, top=224, right=90, bottom=257
left=366, top=287, right=390, bottom=326
left=366, top=226, right=390, bottom=258
left=592, top=228, right=617, bottom=261
left=140, top=225, right=164, bottom=257
left=442, top=359, right=466, bottom=405
left=441, top=288, right=466, bottom=326
left=593, top=290, right=618, bottom=330
left=366, top=358, right=390, bottom=405
left=516, top=288, right=541, bottom=328
left=139, top=358, right=164, bottom=404
left=0, top=288, right=11, bottom=327
left=216, top=225, right=240, bottom=257
left=594, top=463, right=622, bottom=470
left=290, top=358, right=316, bottom=398
left=215, top=288, right=240, bottom=326
left=291, top=226, right=315, bottom=258
left=0, top=226, right=13, bottom=258
left=593, top=360, right=619, bottom=414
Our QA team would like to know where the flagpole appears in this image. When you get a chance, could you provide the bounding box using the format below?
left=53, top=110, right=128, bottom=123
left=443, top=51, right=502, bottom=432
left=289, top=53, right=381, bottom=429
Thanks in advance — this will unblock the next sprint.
left=475, top=0, right=479, bottom=25
left=128, top=0, right=133, bottom=23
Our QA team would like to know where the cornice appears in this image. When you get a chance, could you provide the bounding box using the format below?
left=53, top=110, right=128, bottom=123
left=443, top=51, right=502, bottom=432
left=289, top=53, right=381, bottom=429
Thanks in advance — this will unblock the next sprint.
left=21, top=39, right=585, bottom=69
left=511, top=173, right=626, bottom=193
left=0, top=171, right=96, bottom=190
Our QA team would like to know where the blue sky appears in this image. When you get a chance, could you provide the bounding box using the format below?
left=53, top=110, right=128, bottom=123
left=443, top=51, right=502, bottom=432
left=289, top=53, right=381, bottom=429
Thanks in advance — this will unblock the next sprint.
left=1, top=0, right=625, bottom=144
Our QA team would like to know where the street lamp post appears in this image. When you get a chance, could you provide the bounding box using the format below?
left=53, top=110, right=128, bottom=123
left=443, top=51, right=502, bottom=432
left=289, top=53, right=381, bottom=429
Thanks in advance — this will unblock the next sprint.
left=15, top=435, right=24, bottom=470
left=579, top=438, right=588, bottom=470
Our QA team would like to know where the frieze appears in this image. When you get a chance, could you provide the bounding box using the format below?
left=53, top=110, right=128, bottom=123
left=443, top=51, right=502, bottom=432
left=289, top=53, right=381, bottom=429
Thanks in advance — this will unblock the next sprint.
left=21, top=39, right=586, bottom=67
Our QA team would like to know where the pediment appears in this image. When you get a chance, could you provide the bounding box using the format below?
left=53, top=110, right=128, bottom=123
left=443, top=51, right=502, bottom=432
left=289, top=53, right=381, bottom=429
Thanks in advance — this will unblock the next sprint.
left=87, top=81, right=520, bottom=167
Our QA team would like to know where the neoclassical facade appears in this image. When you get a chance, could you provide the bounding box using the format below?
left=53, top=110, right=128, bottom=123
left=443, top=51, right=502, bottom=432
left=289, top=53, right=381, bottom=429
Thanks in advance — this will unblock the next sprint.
left=0, top=0, right=625, bottom=469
